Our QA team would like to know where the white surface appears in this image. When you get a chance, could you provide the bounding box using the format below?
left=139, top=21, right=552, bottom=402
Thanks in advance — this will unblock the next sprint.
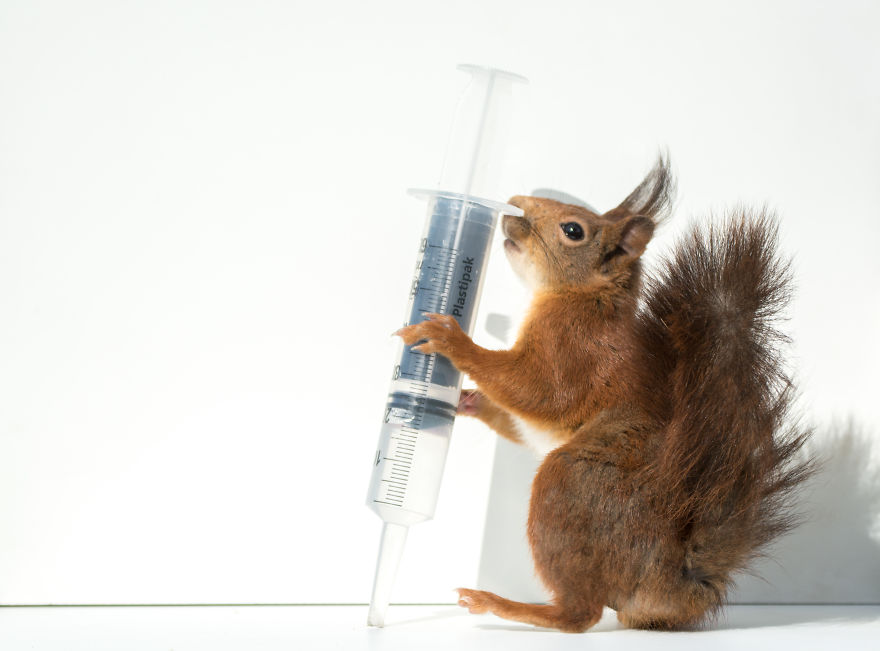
left=1, top=605, right=879, bottom=651
left=0, top=0, right=878, bottom=606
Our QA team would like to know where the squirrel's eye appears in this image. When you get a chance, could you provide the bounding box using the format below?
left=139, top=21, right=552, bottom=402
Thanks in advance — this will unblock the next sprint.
left=561, top=222, right=585, bottom=241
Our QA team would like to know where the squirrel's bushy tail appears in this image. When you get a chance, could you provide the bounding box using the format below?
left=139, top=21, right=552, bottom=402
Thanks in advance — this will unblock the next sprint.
left=639, top=211, right=813, bottom=605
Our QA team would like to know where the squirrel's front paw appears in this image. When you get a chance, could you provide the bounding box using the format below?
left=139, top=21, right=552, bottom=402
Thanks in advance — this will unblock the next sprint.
left=395, top=313, right=471, bottom=360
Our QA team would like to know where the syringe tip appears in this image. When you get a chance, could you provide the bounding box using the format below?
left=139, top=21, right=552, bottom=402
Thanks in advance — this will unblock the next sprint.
left=367, top=602, right=386, bottom=627
left=366, top=522, right=409, bottom=628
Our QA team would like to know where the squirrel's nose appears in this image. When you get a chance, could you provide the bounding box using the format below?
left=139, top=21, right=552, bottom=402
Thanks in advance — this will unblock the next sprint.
left=502, top=214, right=531, bottom=241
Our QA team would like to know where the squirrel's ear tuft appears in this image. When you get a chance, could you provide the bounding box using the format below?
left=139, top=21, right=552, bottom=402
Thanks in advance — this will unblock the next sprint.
left=618, top=216, right=654, bottom=258
left=604, top=153, right=675, bottom=224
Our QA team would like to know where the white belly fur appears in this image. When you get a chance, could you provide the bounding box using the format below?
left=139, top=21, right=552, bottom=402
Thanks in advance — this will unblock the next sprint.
left=511, top=414, right=562, bottom=458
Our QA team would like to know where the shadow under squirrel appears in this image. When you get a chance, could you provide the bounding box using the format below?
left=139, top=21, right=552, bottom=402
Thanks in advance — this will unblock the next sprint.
left=396, top=156, right=813, bottom=632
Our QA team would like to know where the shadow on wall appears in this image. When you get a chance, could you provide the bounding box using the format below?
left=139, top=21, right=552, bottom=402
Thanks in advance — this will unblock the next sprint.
left=476, top=435, right=548, bottom=605
left=731, top=421, right=880, bottom=603
left=477, top=420, right=880, bottom=605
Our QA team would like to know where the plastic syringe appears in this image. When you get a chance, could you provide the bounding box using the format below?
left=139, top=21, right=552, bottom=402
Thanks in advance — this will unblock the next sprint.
left=366, top=65, right=527, bottom=627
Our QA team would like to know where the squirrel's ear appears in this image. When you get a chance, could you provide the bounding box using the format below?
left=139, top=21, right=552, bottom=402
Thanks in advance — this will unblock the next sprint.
left=604, top=154, right=675, bottom=224
left=617, top=216, right=654, bottom=258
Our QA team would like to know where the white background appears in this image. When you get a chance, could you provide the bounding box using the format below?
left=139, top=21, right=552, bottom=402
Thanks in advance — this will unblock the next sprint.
left=1, top=0, right=878, bottom=605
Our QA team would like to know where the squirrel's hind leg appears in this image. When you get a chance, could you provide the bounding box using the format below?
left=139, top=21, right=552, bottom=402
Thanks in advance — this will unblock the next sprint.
left=456, top=588, right=602, bottom=633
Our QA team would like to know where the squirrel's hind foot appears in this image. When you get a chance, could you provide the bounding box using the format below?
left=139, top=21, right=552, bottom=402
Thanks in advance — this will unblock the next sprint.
left=455, top=588, right=602, bottom=633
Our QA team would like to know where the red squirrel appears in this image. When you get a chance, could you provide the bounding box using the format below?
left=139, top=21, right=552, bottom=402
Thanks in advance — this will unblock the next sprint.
left=395, top=156, right=813, bottom=632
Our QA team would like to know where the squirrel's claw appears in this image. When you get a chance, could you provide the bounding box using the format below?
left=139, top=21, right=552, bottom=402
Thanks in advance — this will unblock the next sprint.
left=423, top=313, right=458, bottom=328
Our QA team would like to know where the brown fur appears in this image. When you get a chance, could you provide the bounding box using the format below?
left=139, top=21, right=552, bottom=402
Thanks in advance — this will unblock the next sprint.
left=396, top=155, right=813, bottom=632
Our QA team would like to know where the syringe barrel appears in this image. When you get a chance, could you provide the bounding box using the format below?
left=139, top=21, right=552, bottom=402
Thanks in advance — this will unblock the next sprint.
left=367, top=192, right=518, bottom=527
left=399, top=194, right=497, bottom=386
